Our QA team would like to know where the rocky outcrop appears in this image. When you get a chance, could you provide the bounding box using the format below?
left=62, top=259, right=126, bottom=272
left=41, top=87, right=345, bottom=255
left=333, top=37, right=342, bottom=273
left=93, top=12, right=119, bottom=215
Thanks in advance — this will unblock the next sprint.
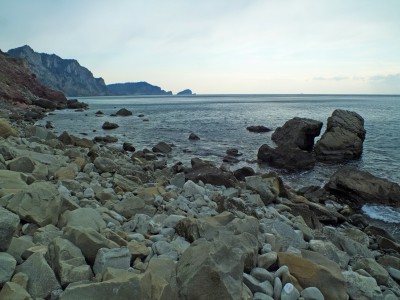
left=107, top=82, right=172, bottom=96
left=176, top=89, right=193, bottom=95
left=315, top=109, right=366, bottom=161
left=325, top=166, right=400, bottom=208
left=7, top=45, right=108, bottom=97
left=272, top=117, right=323, bottom=151
left=0, top=49, right=67, bottom=110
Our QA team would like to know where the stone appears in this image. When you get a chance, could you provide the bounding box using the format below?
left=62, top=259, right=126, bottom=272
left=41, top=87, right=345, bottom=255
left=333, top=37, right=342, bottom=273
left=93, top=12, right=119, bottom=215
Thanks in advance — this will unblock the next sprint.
left=94, top=135, right=118, bottom=143
left=7, top=156, right=35, bottom=173
left=0, top=170, right=28, bottom=195
left=315, top=109, right=366, bottom=161
left=257, top=252, right=278, bottom=270
left=257, top=144, right=316, bottom=170
left=281, top=283, right=300, bottom=300
left=274, top=276, right=283, bottom=300
left=115, top=108, right=133, bottom=116
left=122, top=142, right=135, bottom=152
left=6, top=237, right=35, bottom=264
left=325, top=166, right=400, bottom=208
left=0, top=118, right=17, bottom=138
left=278, top=250, right=348, bottom=300
left=0, top=207, right=20, bottom=251
left=243, top=273, right=273, bottom=295
left=0, top=252, right=17, bottom=286
left=7, top=182, right=61, bottom=227
left=261, top=220, right=307, bottom=251
left=101, top=121, right=119, bottom=130
left=152, top=141, right=172, bottom=153
left=0, top=144, right=16, bottom=160
left=63, top=208, right=106, bottom=232
left=301, top=287, right=325, bottom=300
left=247, top=125, right=272, bottom=133
left=93, top=157, right=118, bottom=173
left=127, top=240, right=150, bottom=260
left=0, top=282, right=32, bottom=300
left=46, top=237, right=93, bottom=287
left=188, top=133, right=200, bottom=140
left=272, top=117, right=323, bottom=151
left=113, top=173, right=140, bottom=192
left=93, top=247, right=131, bottom=275
left=144, top=257, right=179, bottom=299
left=309, top=239, right=350, bottom=269
left=16, top=252, right=61, bottom=299
left=388, top=267, right=400, bottom=282
left=183, top=180, right=206, bottom=196
left=250, top=268, right=274, bottom=284
left=112, top=195, right=155, bottom=219
left=353, top=258, right=390, bottom=285
left=245, top=175, right=284, bottom=205
left=233, top=166, right=255, bottom=181
left=343, top=270, right=383, bottom=300
left=177, top=238, right=245, bottom=300
left=63, top=226, right=119, bottom=264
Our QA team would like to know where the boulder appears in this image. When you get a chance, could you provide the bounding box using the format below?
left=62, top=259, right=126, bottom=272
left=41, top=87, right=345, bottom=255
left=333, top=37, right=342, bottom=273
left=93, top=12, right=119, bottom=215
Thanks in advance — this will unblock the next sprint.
left=234, top=166, right=255, bottom=181
left=152, top=142, right=172, bottom=153
left=325, top=166, right=400, bottom=208
left=62, top=208, right=106, bottom=232
left=188, top=133, right=200, bottom=140
left=7, top=182, right=61, bottom=227
left=15, top=252, right=61, bottom=299
left=26, top=125, right=58, bottom=140
left=0, top=170, right=28, bottom=195
left=185, top=158, right=238, bottom=187
left=278, top=250, right=348, bottom=300
left=0, top=207, right=20, bottom=251
left=257, top=144, right=316, bottom=170
left=115, top=108, right=133, bottom=116
left=247, top=125, right=272, bottom=133
left=67, top=99, right=88, bottom=109
left=94, top=157, right=119, bottom=173
left=342, top=270, right=383, bottom=300
left=7, top=156, right=36, bottom=173
left=0, top=144, right=17, bottom=160
left=122, top=142, right=135, bottom=152
left=102, top=122, right=119, bottom=130
left=0, top=282, right=32, bottom=299
left=261, top=220, right=307, bottom=251
left=272, top=117, right=322, bottom=151
left=245, top=174, right=285, bottom=205
left=93, top=247, right=131, bottom=275
left=112, top=195, right=156, bottom=219
left=46, top=237, right=93, bottom=287
left=94, top=135, right=118, bottom=143
left=315, top=109, right=366, bottom=161
left=177, top=238, right=245, bottom=300
left=0, top=252, right=17, bottom=286
left=352, top=258, right=390, bottom=285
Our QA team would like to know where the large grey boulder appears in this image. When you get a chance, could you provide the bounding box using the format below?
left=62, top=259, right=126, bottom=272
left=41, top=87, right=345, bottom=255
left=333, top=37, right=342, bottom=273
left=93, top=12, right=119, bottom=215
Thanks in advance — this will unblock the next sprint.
left=272, top=117, right=323, bottom=151
left=325, top=167, right=400, bottom=208
left=0, top=252, right=17, bottom=286
left=93, top=157, right=118, bottom=173
left=46, top=237, right=93, bottom=287
left=93, top=247, right=131, bottom=275
left=16, top=252, right=61, bottom=299
left=0, top=207, right=20, bottom=251
left=7, top=182, right=61, bottom=226
left=7, top=156, right=36, bottom=173
left=62, top=207, right=106, bottom=232
left=245, top=174, right=286, bottom=205
left=315, top=109, right=366, bottom=161
left=0, top=169, right=28, bottom=195
left=343, top=270, right=383, bottom=300
left=352, top=258, right=390, bottom=285
left=177, top=238, right=246, bottom=300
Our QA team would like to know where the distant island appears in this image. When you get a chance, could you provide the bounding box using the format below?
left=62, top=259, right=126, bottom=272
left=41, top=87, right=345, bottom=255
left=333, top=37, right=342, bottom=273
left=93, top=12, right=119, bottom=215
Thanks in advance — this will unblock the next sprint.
left=177, top=89, right=194, bottom=95
left=7, top=45, right=188, bottom=97
left=107, top=82, right=172, bottom=96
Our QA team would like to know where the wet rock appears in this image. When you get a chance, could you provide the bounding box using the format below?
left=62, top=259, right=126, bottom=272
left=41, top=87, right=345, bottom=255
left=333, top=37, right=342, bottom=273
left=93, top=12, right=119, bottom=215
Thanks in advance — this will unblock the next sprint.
left=122, top=142, right=135, bottom=152
left=223, top=155, right=240, bottom=164
left=272, top=117, right=322, bottom=151
left=94, top=135, right=118, bottom=143
left=115, top=108, right=133, bottom=116
left=152, top=141, right=172, bottom=153
left=101, top=121, right=119, bottom=130
left=234, top=166, right=255, bottom=181
left=67, top=99, right=88, bottom=109
left=188, top=132, right=200, bottom=140
left=257, top=144, right=316, bottom=170
left=226, top=148, right=242, bottom=157
left=315, top=109, right=366, bottom=161
left=325, top=166, right=400, bottom=208
left=7, top=182, right=61, bottom=227
left=247, top=125, right=272, bottom=133
left=0, top=207, right=20, bottom=251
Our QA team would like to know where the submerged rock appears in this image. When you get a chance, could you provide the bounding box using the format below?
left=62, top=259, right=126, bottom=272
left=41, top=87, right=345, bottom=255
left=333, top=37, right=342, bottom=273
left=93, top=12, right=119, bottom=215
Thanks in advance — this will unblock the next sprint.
left=247, top=125, right=272, bottom=133
left=115, top=108, right=133, bottom=116
left=101, top=122, right=119, bottom=130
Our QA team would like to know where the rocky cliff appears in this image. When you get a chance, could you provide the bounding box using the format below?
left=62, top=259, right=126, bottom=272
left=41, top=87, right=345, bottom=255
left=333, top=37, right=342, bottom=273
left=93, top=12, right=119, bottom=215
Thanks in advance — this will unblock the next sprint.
left=7, top=45, right=108, bottom=97
left=0, top=49, right=67, bottom=111
left=107, top=82, right=172, bottom=96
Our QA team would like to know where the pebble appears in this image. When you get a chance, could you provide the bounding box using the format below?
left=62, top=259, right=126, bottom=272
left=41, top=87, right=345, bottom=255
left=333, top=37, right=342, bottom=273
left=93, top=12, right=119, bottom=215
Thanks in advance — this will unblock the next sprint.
left=281, top=283, right=300, bottom=300
left=301, top=287, right=325, bottom=300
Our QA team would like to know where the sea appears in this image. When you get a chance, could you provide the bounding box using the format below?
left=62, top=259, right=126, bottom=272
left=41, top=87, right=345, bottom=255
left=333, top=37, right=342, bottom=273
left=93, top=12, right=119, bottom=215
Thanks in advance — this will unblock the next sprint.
left=39, top=94, right=400, bottom=240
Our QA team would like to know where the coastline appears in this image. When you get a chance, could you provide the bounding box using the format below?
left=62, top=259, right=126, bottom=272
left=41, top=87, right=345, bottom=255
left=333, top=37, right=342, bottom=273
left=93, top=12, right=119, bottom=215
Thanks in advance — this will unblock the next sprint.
left=0, top=105, right=400, bottom=299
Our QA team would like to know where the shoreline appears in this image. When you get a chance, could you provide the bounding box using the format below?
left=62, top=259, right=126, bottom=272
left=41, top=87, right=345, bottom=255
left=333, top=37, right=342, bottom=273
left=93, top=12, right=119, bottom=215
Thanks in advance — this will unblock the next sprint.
left=0, top=106, right=399, bottom=299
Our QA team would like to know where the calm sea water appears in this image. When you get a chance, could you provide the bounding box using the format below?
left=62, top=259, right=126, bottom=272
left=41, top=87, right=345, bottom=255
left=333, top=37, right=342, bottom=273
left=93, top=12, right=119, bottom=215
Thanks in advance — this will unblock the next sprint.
left=41, top=94, right=400, bottom=237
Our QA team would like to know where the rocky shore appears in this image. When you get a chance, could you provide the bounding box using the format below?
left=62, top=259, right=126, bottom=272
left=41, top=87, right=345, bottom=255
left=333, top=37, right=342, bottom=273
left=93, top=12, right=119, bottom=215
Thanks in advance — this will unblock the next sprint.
left=0, top=110, right=400, bottom=300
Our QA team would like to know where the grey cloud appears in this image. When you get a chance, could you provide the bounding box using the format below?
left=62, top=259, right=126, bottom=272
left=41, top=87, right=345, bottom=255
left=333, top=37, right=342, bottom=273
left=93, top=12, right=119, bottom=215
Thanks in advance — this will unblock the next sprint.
left=313, top=76, right=349, bottom=81
left=369, top=73, right=400, bottom=81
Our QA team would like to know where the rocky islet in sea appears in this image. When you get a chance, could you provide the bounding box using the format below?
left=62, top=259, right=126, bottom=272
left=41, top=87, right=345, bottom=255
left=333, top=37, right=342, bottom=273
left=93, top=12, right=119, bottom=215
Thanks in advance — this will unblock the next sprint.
left=0, top=103, right=399, bottom=299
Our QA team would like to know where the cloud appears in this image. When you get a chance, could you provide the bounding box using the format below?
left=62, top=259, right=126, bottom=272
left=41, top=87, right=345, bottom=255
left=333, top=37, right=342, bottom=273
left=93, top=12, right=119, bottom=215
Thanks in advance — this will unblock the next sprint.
left=369, top=73, right=400, bottom=81
left=313, top=76, right=349, bottom=81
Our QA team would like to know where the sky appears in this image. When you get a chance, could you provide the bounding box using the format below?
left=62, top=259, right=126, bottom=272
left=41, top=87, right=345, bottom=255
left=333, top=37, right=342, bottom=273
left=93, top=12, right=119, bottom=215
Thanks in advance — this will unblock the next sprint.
left=1, top=0, right=400, bottom=94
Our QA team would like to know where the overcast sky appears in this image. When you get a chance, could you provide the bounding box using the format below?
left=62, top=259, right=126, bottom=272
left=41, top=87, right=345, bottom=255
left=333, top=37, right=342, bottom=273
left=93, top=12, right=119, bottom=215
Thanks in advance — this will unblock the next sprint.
left=1, top=0, right=399, bottom=94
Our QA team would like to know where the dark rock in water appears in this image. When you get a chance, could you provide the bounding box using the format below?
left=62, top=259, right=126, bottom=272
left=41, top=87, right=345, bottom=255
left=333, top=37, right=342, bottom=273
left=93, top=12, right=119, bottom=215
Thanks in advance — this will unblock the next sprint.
left=152, top=142, right=172, bottom=154
left=246, top=125, right=272, bottom=133
left=188, top=133, right=200, bottom=141
left=185, top=158, right=238, bottom=187
left=177, top=89, right=193, bottom=95
left=115, top=108, right=133, bottom=116
left=138, top=114, right=145, bottom=117
left=95, top=110, right=104, bottom=115
left=94, top=136, right=118, bottom=143
left=67, top=99, right=88, bottom=109
left=315, top=110, right=366, bottom=161
left=222, top=155, right=239, bottom=164
left=122, top=142, right=135, bottom=152
left=226, top=148, right=242, bottom=157
left=102, top=122, right=119, bottom=130
left=272, top=117, right=323, bottom=151
left=325, top=166, right=400, bottom=209
left=258, top=144, right=316, bottom=170
left=234, top=167, right=255, bottom=181
left=45, top=121, right=54, bottom=129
